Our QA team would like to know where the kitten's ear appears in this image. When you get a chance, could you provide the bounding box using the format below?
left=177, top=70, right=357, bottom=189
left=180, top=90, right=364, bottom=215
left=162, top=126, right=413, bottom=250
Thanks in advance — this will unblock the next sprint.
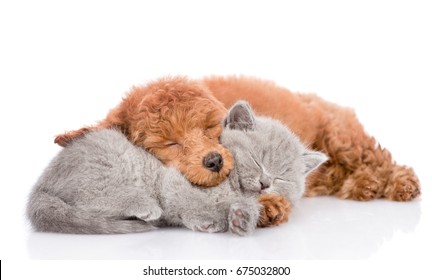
left=302, top=150, right=327, bottom=175
left=223, top=101, right=256, bottom=131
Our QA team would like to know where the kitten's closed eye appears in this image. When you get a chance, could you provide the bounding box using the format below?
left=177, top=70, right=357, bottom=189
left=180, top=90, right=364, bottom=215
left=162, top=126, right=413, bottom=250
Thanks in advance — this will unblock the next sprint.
left=274, top=178, right=292, bottom=183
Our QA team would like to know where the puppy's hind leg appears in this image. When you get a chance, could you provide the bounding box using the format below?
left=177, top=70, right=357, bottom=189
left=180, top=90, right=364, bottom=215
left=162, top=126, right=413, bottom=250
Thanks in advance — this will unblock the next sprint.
left=307, top=128, right=382, bottom=200
left=331, top=139, right=420, bottom=202
left=335, top=165, right=386, bottom=201
left=384, top=164, right=420, bottom=201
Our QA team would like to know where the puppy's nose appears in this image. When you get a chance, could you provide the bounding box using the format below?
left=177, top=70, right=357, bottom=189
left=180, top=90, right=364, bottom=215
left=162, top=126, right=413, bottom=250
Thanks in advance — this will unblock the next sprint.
left=203, top=152, right=223, bottom=173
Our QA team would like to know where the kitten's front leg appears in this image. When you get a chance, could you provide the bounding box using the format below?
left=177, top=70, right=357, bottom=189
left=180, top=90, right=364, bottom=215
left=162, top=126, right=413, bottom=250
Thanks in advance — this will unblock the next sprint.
left=257, top=194, right=291, bottom=227
left=182, top=198, right=261, bottom=235
left=161, top=169, right=229, bottom=233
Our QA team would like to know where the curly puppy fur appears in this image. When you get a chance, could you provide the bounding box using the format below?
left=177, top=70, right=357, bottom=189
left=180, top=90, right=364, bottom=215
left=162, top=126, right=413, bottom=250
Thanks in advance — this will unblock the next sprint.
left=203, top=76, right=420, bottom=202
left=55, top=77, right=235, bottom=187
left=258, top=194, right=291, bottom=227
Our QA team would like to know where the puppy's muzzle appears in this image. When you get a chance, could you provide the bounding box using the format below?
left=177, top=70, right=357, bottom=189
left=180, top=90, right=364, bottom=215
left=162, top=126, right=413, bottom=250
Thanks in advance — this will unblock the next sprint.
left=203, top=152, right=223, bottom=173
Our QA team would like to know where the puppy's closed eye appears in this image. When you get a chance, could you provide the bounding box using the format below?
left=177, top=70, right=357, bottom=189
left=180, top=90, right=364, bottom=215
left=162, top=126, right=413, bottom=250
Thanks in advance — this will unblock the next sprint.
left=205, top=125, right=222, bottom=139
left=164, top=141, right=180, bottom=148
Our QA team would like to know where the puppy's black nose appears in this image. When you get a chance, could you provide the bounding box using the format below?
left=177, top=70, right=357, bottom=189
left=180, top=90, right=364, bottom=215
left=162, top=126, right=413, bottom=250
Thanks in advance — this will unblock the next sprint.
left=203, top=152, right=223, bottom=173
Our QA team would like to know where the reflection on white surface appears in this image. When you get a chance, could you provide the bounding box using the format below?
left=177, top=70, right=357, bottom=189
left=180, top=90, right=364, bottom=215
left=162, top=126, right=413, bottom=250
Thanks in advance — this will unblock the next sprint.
left=26, top=197, right=422, bottom=260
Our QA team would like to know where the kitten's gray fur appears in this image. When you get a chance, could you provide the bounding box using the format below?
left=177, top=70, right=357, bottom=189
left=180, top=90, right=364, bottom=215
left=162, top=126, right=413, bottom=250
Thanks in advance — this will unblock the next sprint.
left=27, top=101, right=327, bottom=236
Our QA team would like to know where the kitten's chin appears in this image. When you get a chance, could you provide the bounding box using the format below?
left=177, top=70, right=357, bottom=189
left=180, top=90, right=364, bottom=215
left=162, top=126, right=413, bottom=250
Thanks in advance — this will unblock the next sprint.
left=259, top=188, right=276, bottom=195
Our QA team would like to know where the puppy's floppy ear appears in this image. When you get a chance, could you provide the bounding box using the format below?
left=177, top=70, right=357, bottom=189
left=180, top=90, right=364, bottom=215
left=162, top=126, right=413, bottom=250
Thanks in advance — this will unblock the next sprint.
left=302, top=150, right=328, bottom=175
left=223, top=101, right=256, bottom=131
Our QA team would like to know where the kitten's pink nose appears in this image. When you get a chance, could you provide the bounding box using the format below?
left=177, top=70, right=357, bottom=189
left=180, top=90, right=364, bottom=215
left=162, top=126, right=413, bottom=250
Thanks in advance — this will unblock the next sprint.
left=260, top=181, right=270, bottom=190
left=260, top=177, right=271, bottom=190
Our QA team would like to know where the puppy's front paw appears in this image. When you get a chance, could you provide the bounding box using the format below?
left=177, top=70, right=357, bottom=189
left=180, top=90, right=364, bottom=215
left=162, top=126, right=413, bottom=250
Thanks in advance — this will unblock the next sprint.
left=228, top=202, right=258, bottom=236
left=257, top=194, right=291, bottom=227
left=54, top=128, right=92, bottom=147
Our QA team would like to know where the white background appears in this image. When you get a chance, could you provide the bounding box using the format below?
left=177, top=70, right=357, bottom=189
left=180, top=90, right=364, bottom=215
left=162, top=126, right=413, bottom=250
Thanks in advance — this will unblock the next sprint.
left=1, top=0, right=431, bottom=279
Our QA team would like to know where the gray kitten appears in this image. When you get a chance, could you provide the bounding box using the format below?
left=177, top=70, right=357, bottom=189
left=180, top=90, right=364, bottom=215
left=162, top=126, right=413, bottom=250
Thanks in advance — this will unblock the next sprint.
left=27, top=101, right=327, bottom=236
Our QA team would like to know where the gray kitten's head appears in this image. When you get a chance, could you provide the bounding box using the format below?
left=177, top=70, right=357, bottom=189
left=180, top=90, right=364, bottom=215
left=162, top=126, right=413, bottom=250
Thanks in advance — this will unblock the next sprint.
left=221, top=101, right=327, bottom=203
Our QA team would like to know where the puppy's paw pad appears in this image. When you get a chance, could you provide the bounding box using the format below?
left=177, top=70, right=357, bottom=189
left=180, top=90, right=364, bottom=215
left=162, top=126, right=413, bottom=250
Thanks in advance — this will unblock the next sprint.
left=394, top=182, right=421, bottom=201
left=386, top=166, right=421, bottom=201
left=358, top=183, right=380, bottom=201
left=257, top=194, right=291, bottom=228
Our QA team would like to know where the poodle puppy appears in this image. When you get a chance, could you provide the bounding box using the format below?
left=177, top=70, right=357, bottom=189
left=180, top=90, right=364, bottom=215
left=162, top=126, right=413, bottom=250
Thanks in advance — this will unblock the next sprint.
left=54, top=76, right=290, bottom=227
left=203, top=76, right=420, bottom=202
left=55, top=77, right=234, bottom=187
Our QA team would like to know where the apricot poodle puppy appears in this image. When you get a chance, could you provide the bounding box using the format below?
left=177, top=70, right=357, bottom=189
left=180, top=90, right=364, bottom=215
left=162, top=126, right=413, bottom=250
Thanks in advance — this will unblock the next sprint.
left=55, top=77, right=287, bottom=227
left=55, top=77, right=234, bottom=187
left=204, top=76, right=420, bottom=202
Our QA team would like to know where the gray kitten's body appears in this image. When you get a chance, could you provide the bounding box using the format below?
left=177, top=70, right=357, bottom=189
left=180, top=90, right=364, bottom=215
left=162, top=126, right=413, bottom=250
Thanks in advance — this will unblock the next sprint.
left=27, top=102, right=326, bottom=235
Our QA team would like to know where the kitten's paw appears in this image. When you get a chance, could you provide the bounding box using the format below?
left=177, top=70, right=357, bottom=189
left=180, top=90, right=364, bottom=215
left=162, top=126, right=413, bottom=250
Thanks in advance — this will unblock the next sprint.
left=183, top=213, right=228, bottom=233
left=135, top=206, right=163, bottom=222
left=257, top=194, right=291, bottom=228
left=193, top=221, right=227, bottom=233
left=228, top=203, right=258, bottom=236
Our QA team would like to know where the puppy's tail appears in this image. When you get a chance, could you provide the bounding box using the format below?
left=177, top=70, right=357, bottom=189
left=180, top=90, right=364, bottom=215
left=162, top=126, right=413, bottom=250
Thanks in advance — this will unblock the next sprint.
left=27, top=191, right=155, bottom=234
